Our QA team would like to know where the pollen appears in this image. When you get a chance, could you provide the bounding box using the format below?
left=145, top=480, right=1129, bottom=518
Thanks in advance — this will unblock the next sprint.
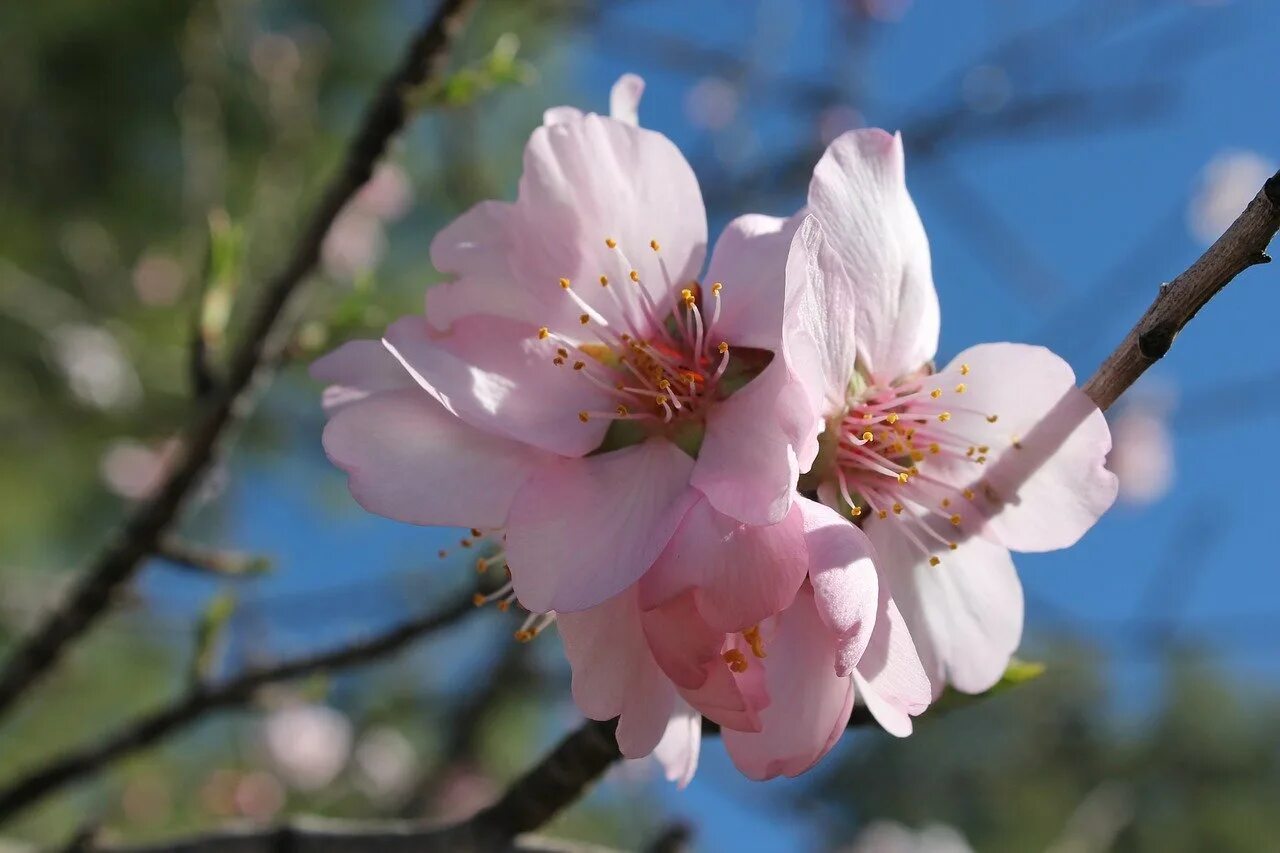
left=650, top=239, right=661, bottom=251
left=573, top=361, right=585, bottom=370
left=949, top=542, right=958, bottom=550
left=950, top=514, right=962, bottom=526
left=711, top=282, right=723, bottom=294
left=722, top=649, right=749, bottom=673
left=955, top=383, right=967, bottom=393
left=897, top=472, right=910, bottom=484
left=538, top=326, right=549, bottom=339
left=929, top=556, right=941, bottom=567
left=850, top=505, right=863, bottom=517
left=599, top=275, right=609, bottom=286
left=886, top=412, right=899, bottom=424
left=514, top=630, right=534, bottom=643
left=929, top=443, right=941, bottom=454
left=878, top=510, right=889, bottom=520
left=681, top=288, right=695, bottom=305
left=579, top=313, right=590, bottom=325
left=578, top=411, right=590, bottom=423
left=629, top=270, right=640, bottom=282
left=743, top=625, right=767, bottom=659
left=559, top=277, right=571, bottom=289
left=960, top=363, right=971, bottom=375
left=986, top=414, right=999, bottom=423
left=963, top=488, right=976, bottom=500
left=893, top=503, right=904, bottom=514
left=605, top=237, right=617, bottom=248
left=472, top=592, right=486, bottom=607
left=717, top=341, right=729, bottom=353
left=552, top=356, right=565, bottom=366
left=938, top=412, right=952, bottom=422
left=862, top=431, right=874, bottom=442
left=941, top=498, right=951, bottom=508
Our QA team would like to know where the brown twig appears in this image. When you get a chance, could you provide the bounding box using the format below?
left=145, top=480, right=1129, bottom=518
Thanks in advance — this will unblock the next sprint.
left=0, top=593, right=478, bottom=824
left=154, top=537, right=272, bottom=578
left=0, top=0, right=479, bottom=722
left=1083, top=171, right=1280, bottom=411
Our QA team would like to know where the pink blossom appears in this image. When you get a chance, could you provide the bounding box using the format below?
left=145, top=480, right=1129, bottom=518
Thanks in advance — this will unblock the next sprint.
left=1107, top=393, right=1175, bottom=507
left=769, top=130, right=1117, bottom=696
left=315, top=74, right=813, bottom=618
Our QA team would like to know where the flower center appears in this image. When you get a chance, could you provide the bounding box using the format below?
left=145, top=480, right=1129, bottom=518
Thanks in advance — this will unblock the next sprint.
left=539, top=237, right=763, bottom=449
left=824, top=364, right=1009, bottom=568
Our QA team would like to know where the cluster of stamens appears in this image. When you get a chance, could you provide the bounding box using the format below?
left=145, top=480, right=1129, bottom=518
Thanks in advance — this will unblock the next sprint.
left=463, top=530, right=556, bottom=643
left=720, top=624, right=767, bottom=673
left=540, top=238, right=732, bottom=427
left=829, top=364, right=1014, bottom=569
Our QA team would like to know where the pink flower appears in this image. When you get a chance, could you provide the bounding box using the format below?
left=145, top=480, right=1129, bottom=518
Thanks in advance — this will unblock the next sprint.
left=770, top=130, right=1117, bottom=695
left=1107, top=392, right=1175, bottom=507
left=315, top=74, right=812, bottom=614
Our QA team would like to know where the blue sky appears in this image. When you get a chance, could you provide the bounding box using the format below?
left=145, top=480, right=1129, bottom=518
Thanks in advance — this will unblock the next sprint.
left=143, top=1, right=1280, bottom=849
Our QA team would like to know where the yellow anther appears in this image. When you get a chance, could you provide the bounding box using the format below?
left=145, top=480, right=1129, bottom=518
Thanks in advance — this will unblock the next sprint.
left=850, top=505, right=863, bottom=518
left=629, top=270, right=640, bottom=282
left=495, top=599, right=510, bottom=613
left=948, top=542, right=958, bottom=550
left=472, top=592, right=486, bottom=607
left=897, top=472, right=910, bottom=484
left=616, top=404, right=630, bottom=416
left=717, top=341, right=729, bottom=354
left=681, top=288, right=695, bottom=305
left=862, top=431, right=874, bottom=442
left=938, top=412, right=952, bottom=422
left=930, top=388, right=942, bottom=399
left=538, top=326, right=549, bottom=339
left=658, top=379, right=671, bottom=391
left=976, top=456, right=987, bottom=464
left=471, top=528, right=483, bottom=537
left=929, top=443, right=941, bottom=454
left=578, top=411, right=590, bottom=423
left=950, top=514, right=962, bottom=526
left=929, top=556, right=941, bottom=567
left=967, top=447, right=976, bottom=457
left=722, top=649, right=749, bottom=673
left=1012, top=437, right=1024, bottom=450
left=960, top=363, right=970, bottom=375
left=910, top=451, right=925, bottom=462
left=552, top=356, right=565, bottom=366
left=650, top=239, right=661, bottom=251
left=460, top=538, right=473, bottom=548
left=886, top=412, right=899, bottom=424
left=573, top=361, right=585, bottom=370
left=743, top=625, right=767, bottom=659
left=941, top=498, right=951, bottom=508
left=963, top=488, right=976, bottom=501
left=978, top=445, right=989, bottom=454
left=893, top=503, right=904, bottom=514
left=599, top=275, right=609, bottom=286
left=711, top=282, right=723, bottom=294
left=559, top=277, right=571, bottom=289
left=579, top=313, right=590, bottom=325
left=655, top=395, right=669, bottom=407
left=955, top=383, right=967, bottom=393
left=878, top=510, right=889, bottom=520
left=514, top=630, right=533, bottom=643
left=556, top=347, right=569, bottom=358
left=986, top=414, right=999, bottom=423
left=605, top=237, right=617, bottom=248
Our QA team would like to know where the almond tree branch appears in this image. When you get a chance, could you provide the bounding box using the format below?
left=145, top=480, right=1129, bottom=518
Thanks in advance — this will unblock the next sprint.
left=154, top=537, right=272, bottom=578
left=0, top=592, right=479, bottom=824
left=0, top=0, right=479, bottom=722
left=1083, top=171, right=1280, bottom=411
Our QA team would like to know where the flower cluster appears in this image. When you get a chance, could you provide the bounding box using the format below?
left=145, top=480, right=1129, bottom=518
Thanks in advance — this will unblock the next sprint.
left=313, top=74, right=1116, bottom=784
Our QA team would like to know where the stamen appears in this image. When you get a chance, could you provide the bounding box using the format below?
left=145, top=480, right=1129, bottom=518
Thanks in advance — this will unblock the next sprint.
left=722, top=649, right=749, bottom=673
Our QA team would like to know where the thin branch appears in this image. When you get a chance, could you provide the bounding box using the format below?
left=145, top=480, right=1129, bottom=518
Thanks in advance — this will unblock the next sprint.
left=1083, top=171, right=1280, bottom=411
left=0, top=592, right=479, bottom=824
left=0, top=0, right=479, bottom=722
left=154, top=537, right=271, bottom=578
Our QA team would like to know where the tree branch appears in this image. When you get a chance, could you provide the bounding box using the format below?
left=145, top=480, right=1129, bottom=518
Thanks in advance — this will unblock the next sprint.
left=0, top=592, right=478, bottom=824
left=0, top=0, right=479, bottom=722
left=154, top=537, right=271, bottom=578
left=1083, top=171, right=1280, bottom=411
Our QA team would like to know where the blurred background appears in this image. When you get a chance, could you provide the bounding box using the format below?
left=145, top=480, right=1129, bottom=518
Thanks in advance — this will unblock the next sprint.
left=1, top=0, right=1278, bottom=849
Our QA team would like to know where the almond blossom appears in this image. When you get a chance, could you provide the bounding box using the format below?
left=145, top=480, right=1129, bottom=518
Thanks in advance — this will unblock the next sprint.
left=316, top=74, right=813, bottom=623
left=771, top=130, right=1118, bottom=695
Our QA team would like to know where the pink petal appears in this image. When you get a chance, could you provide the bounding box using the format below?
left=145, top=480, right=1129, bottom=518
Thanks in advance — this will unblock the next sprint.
left=807, top=129, right=938, bottom=379
left=428, top=115, right=706, bottom=340
left=692, top=355, right=817, bottom=526
left=703, top=212, right=801, bottom=351
left=322, top=389, right=549, bottom=529
left=721, top=588, right=855, bottom=780
left=651, top=698, right=701, bottom=789
left=641, top=593, right=768, bottom=732
left=505, top=439, right=699, bottom=613
left=609, top=73, right=645, bottom=125
left=639, top=495, right=808, bottom=633
left=851, top=589, right=930, bottom=737
left=543, top=106, right=584, bottom=126
left=795, top=496, right=879, bottom=676
left=783, top=215, right=861, bottom=418
left=383, top=314, right=613, bottom=458
left=556, top=586, right=676, bottom=758
left=867, top=516, right=1024, bottom=696
left=934, top=343, right=1118, bottom=552
left=310, top=339, right=415, bottom=413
